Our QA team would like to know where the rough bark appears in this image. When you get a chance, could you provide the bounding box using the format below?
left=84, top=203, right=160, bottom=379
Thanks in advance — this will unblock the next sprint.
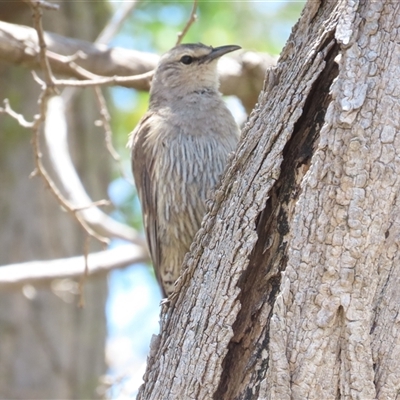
left=137, top=1, right=400, bottom=399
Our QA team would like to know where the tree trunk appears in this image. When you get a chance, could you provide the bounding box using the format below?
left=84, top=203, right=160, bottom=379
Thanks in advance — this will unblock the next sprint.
left=0, top=2, right=109, bottom=398
left=138, top=1, right=400, bottom=399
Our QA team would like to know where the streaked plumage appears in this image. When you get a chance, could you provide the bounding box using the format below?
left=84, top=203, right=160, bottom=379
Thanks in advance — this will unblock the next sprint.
left=128, top=43, right=240, bottom=296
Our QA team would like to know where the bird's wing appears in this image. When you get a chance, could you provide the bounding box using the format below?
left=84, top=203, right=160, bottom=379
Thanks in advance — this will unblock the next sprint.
left=129, top=112, right=163, bottom=287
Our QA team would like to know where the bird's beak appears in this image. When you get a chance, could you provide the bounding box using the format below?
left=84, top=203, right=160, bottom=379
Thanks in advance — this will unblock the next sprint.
left=200, top=45, right=241, bottom=63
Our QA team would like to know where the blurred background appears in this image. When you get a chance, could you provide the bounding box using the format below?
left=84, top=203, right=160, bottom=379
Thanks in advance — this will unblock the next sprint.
left=0, top=1, right=304, bottom=398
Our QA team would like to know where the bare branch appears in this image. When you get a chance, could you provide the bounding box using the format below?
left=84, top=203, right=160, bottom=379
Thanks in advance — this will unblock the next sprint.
left=0, top=20, right=158, bottom=90
left=94, top=87, right=135, bottom=185
left=94, top=86, right=137, bottom=186
left=176, top=0, right=198, bottom=45
left=63, top=0, right=142, bottom=107
left=44, top=95, right=145, bottom=245
left=0, top=3, right=273, bottom=252
left=0, top=245, right=149, bottom=288
left=24, top=0, right=59, bottom=11
left=28, top=0, right=55, bottom=87
left=31, top=113, right=110, bottom=244
left=91, top=3, right=139, bottom=187
left=54, top=71, right=154, bottom=88
left=5, top=2, right=146, bottom=246
left=46, top=50, right=100, bottom=80
left=73, top=199, right=111, bottom=212
left=30, top=99, right=111, bottom=244
left=94, top=87, right=121, bottom=162
left=23, top=0, right=110, bottom=245
left=0, top=20, right=275, bottom=109
left=0, top=99, right=34, bottom=128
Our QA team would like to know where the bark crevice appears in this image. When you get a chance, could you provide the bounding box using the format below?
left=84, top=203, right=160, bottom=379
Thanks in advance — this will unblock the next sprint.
left=214, top=40, right=340, bottom=400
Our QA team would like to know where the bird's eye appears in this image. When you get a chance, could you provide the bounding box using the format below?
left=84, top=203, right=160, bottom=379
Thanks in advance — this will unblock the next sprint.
left=180, top=55, right=193, bottom=65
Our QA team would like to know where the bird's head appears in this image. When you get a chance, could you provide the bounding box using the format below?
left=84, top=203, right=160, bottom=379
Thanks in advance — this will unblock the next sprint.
left=150, top=43, right=241, bottom=102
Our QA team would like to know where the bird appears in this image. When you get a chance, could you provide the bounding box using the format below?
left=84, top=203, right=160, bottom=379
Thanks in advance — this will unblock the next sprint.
left=128, top=43, right=240, bottom=297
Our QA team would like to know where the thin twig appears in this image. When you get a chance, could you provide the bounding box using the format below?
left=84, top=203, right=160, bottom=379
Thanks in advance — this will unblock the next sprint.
left=92, top=2, right=142, bottom=187
left=49, top=1, right=144, bottom=184
left=54, top=71, right=154, bottom=88
left=32, top=55, right=153, bottom=89
left=46, top=50, right=101, bottom=80
left=29, top=0, right=55, bottom=88
left=94, top=86, right=121, bottom=162
left=44, top=96, right=143, bottom=245
left=0, top=99, right=34, bottom=128
left=94, top=87, right=135, bottom=185
left=25, top=0, right=110, bottom=245
left=176, top=0, right=198, bottom=45
left=25, top=0, right=59, bottom=11
left=73, top=199, right=111, bottom=212
left=27, top=2, right=144, bottom=245
left=56, top=50, right=88, bottom=63
left=30, top=108, right=110, bottom=244
left=62, top=0, right=143, bottom=105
